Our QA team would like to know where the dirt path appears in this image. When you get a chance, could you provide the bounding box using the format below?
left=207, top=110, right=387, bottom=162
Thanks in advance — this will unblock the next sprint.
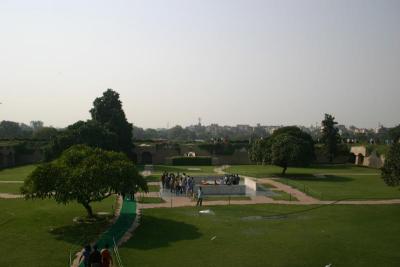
left=0, top=181, right=24, bottom=183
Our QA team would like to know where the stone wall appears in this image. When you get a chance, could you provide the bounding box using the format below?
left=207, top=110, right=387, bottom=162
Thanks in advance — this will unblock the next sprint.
left=134, top=143, right=251, bottom=165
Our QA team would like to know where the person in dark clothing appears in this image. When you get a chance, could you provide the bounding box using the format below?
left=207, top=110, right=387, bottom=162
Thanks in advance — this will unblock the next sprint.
left=196, top=186, right=203, bottom=206
left=89, top=245, right=102, bottom=267
left=79, top=245, right=91, bottom=267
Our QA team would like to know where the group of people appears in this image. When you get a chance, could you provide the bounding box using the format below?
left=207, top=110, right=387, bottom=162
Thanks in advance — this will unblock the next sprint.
left=161, top=172, right=196, bottom=196
left=219, top=174, right=241, bottom=185
left=79, top=244, right=113, bottom=267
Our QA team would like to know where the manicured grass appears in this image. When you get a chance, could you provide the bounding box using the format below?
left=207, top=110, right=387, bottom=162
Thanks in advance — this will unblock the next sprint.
left=227, top=164, right=379, bottom=178
left=229, top=165, right=399, bottom=200
left=138, top=197, right=165, bottom=204
left=144, top=174, right=161, bottom=182
left=0, top=182, right=23, bottom=194
left=0, top=197, right=116, bottom=267
left=0, top=165, right=37, bottom=181
left=271, top=190, right=297, bottom=201
left=278, top=175, right=400, bottom=200
left=257, top=183, right=276, bottom=189
left=148, top=184, right=160, bottom=192
left=144, top=165, right=218, bottom=182
left=153, top=165, right=216, bottom=174
left=118, top=204, right=400, bottom=267
left=202, top=195, right=251, bottom=201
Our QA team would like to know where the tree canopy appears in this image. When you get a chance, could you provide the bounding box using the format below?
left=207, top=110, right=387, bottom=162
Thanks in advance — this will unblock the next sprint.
left=249, top=126, right=314, bottom=174
left=44, top=120, right=119, bottom=160
left=22, top=145, right=147, bottom=217
left=381, top=143, right=400, bottom=188
left=90, top=89, right=134, bottom=155
left=321, top=114, right=340, bottom=162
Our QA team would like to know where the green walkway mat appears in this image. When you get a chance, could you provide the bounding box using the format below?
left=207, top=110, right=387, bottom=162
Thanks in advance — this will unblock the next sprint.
left=78, top=197, right=136, bottom=266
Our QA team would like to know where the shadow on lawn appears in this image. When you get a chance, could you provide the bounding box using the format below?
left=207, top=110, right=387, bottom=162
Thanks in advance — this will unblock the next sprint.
left=124, top=216, right=201, bottom=250
left=279, top=174, right=354, bottom=183
left=50, top=216, right=111, bottom=245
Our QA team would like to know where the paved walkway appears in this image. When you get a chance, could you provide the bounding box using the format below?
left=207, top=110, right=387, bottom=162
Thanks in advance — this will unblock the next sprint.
left=73, top=196, right=138, bottom=267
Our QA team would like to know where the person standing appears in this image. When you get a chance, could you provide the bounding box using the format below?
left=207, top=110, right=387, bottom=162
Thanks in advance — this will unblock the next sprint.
left=196, top=186, right=203, bottom=206
left=89, top=245, right=102, bottom=267
left=101, top=244, right=113, bottom=267
left=79, top=245, right=91, bottom=267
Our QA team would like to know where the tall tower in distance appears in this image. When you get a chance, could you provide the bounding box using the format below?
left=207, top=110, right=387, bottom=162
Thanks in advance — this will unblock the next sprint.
left=198, top=117, right=202, bottom=127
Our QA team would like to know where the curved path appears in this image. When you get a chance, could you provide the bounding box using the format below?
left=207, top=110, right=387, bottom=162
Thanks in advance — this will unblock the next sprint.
left=73, top=196, right=138, bottom=267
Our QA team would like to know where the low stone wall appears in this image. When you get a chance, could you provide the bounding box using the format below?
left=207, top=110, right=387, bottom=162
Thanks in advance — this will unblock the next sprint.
left=194, top=184, right=246, bottom=195
left=244, top=177, right=257, bottom=192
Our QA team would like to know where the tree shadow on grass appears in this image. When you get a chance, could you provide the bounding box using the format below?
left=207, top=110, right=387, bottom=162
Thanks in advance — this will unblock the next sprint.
left=123, top=216, right=202, bottom=250
left=49, top=216, right=112, bottom=246
left=279, top=174, right=354, bottom=183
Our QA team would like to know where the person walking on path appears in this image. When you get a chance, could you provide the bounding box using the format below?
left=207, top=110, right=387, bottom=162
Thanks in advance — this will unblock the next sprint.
left=89, top=245, right=102, bottom=267
left=196, top=186, right=203, bottom=207
left=79, top=245, right=91, bottom=267
left=101, top=244, right=113, bottom=267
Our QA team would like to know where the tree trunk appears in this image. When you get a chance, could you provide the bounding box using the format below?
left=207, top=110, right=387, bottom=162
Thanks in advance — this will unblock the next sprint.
left=82, top=202, right=94, bottom=217
left=281, top=166, right=287, bottom=175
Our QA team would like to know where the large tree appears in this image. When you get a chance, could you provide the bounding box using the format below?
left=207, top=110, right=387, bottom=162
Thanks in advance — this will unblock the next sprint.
left=22, top=145, right=147, bottom=217
left=248, top=126, right=314, bottom=174
left=389, top=124, right=400, bottom=143
left=321, top=114, right=340, bottom=162
left=90, top=89, right=133, bottom=155
left=271, top=133, right=314, bottom=175
left=381, top=143, right=400, bottom=187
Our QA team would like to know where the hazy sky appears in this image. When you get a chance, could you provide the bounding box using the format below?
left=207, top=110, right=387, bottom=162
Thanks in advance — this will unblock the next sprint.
left=1, top=0, right=399, bottom=129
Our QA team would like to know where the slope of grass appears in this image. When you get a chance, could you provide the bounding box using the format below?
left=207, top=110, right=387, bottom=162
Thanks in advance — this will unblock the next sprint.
left=0, top=182, right=23, bottom=194
left=227, top=164, right=379, bottom=178
left=119, top=204, right=400, bottom=267
left=228, top=165, right=399, bottom=200
left=0, top=197, right=116, bottom=267
left=0, top=165, right=37, bottom=181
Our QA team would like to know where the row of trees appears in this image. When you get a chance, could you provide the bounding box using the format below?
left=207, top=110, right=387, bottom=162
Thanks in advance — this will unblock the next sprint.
left=0, top=120, right=58, bottom=140
left=22, top=89, right=147, bottom=217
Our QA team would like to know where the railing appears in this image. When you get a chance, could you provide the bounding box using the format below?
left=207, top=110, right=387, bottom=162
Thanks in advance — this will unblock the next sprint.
left=113, top=237, right=124, bottom=267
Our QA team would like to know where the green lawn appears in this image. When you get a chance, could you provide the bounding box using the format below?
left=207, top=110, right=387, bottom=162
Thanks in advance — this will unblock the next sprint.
left=278, top=175, right=400, bottom=200
left=144, top=165, right=218, bottom=182
left=227, top=164, right=380, bottom=178
left=229, top=165, right=400, bottom=200
left=118, top=204, right=400, bottom=267
left=0, top=197, right=116, bottom=267
left=0, top=165, right=37, bottom=181
left=148, top=184, right=160, bottom=192
left=271, top=190, right=297, bottom=201
left=0, top=182, right=23, bottom=194
left=202, top=195, right=251, bottom=201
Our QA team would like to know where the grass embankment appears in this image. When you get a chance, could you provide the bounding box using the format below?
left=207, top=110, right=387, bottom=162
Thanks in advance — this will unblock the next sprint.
left=118, top=204, right=400, bottom=267
left=228, top=165, right=399, bottom=200
left=0, top=165, right=36, bottom=181
left=0, top=197, right=116, bottom=267
left=143, top=165, right=218, bottom=182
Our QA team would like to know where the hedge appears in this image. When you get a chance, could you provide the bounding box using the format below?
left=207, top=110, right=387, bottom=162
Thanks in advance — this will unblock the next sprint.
left=171, top=156, right=212, bottom=166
